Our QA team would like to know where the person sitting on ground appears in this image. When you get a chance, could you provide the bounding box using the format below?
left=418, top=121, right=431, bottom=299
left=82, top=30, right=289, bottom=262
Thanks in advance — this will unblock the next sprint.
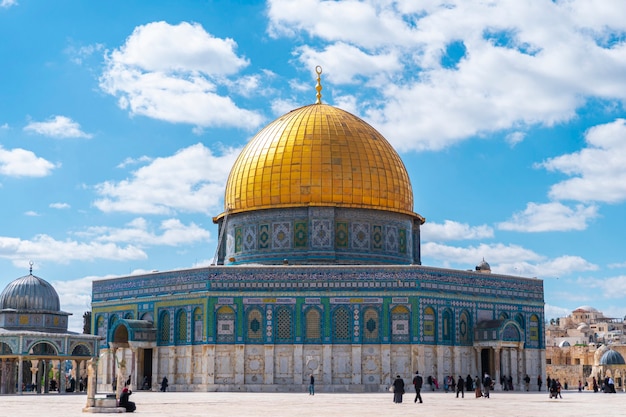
left=119, top=387, right=136, bottom=412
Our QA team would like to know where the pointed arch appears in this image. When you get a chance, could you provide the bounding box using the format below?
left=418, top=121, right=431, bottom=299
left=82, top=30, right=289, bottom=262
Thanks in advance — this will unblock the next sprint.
left=442, top=308, right=454, bottom=343
left=391, top=305, right=410, bottom=343
left=158, top=310, right=170, bottom=345
left=246, top=307, right=264, bottom=343
left=362, top=307, right=380, bottom=343
left=423, top=306, right=436, bottom=342
left=304, top=306, right=322, bottom=343
left=192, top=307, right=203, bottom=343
left=175, top=309, right=188, bottom=345
left=216, top=305, right=235, bottom=343
left=333, top=306, right=351, bottom=344
left=459, top=309, right=472, bottom=345
left=275, top=306, right=293, bottom=343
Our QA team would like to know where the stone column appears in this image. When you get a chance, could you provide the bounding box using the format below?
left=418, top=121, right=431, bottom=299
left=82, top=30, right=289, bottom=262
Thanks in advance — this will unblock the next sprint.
left=264, top=345, right=274, bottom=385
left=510, top=348, right=519, bottom=389
left=43, top=360, right=49, bottom=394
left=18, top=357, right=23, bottom=394
left=85, top=358, right=98, bottom=409
left=322, top=344, right=333, bottom=386
left=151, top=347, right=160, bottom=390
left=235, top=344, right=245, bottom=385
left=381, top=344, right=391, bottom=387
left=474, top=347, right=481, bottom=377
left=58, top=360, right=66, bottom=394
left=205, top=345, right=215, bottom=385
left=494, top=347, right=501, bottom=390
left=293, top=345, right=303, bottom=385
left=351, top=345, right=362, bottom=385
left=0, top=359, right=6, bottom=394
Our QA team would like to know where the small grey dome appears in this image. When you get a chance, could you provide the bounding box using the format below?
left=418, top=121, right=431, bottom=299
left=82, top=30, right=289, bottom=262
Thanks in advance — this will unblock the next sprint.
left=476, top=258, right=491, bottom=272
left=0, top=274, right=60, bottom=312
left=600, top=350, right=626, bottom=365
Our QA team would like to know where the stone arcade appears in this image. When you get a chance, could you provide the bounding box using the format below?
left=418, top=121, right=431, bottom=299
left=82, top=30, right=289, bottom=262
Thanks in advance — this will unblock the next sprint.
left=91, top=69, right=545, bottom=393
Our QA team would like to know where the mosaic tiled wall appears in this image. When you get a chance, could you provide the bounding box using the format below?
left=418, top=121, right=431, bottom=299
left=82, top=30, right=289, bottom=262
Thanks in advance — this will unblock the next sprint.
left=222, top=207, right=417, bottom=265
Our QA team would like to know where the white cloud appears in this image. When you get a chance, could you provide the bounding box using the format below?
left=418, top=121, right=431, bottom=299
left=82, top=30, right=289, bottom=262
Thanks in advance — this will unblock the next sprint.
left=541, top=118, right=626, bottom=203
left=24, top=211, right=39, bottom=217
left=100, top=21, right=263, bottom=129
left=65, top=43, right=104, bottom=65
left=0, top=234, right=146, bottom=265
left=268, top=0, right=626, bottom=151
left=49, top=202, right=70, bottom=209
left=421, top=220, right=493, bottom=241
left=506, top=131, right=526, bottom=147
left=0, top=146, right=57, bottom=177
left=423, top=242, right=597, bottom=278
left=94, top=143, right=239, bottom=215
left=0, top=0, right=17, bottom=8
left=52, top=276, right=94, bottom=332
left=117, top=155, right=152, bottom=169
left=497, top=255, right=598, bottom=278
left=584, top=275, right=626, bottom=299
left=544, top=304, right=573, bottom=321
left=422, top=241, right=543, bottom=268
left=498, top=202, right=599, bottom=232
left=24, top=115, right=92, bottom=138
left=78, top=217, right=210, bottom=247
left=0, top=123, right=8, bottom=129
left=608, top=261, right=626, bottom=269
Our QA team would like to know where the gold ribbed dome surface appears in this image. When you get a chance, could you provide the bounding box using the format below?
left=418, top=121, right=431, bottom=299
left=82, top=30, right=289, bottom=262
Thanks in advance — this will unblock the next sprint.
left=223, top=103, right=419, bottom=218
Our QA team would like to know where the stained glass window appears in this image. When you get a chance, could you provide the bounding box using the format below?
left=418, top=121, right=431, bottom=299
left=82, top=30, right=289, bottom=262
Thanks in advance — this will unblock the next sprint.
left=159, top=311, right=170, bottom=344
left=333, top=307, right=351, bottom=343
left=305, top=308, right=321, bottom=342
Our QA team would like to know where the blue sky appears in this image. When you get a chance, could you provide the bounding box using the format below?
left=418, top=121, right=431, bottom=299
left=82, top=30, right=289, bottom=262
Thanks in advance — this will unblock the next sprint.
left=2, top=0, right=626, bottom=332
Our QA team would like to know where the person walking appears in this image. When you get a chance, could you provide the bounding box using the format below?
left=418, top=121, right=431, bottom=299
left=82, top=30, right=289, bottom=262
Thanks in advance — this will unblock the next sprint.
left=392, top=375, right=405, bottom=403
left=309, top=374, right=315, bottom=395
left=456, top=375, right=464, bottom=398
left=537, top=375, right=542, bottom=391
left=524, top=374, right=530, bottom=391
left=474, top=376, right=482, bottom=398
left=160, top=376, right=168, bottom=392
left=482, top=373, right=492, bottom=398
left=412, top=371, right=423, bottom=403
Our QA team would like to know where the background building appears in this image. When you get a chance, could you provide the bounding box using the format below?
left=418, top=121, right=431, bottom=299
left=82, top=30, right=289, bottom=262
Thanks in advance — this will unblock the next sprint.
left=0, top=265, right=99, bottom=394
left=92, top=74, right=545, bottom=392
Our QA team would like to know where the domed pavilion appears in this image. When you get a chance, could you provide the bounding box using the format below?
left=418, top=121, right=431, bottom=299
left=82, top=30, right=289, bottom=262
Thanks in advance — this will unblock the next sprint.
left=0, top=264, right=99, bottom=394
left=92, top=68, right=545, bottom=393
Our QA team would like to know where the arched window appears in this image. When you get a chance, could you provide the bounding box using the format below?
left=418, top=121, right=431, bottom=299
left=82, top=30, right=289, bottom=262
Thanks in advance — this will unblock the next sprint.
left=193, top=307, right=203, bottom=343
left=247, top=308, right=263, bottom=343
left=333, top=307, right=351, bottom=343
left=458, top=310, right=471, bottom=344
left=362, top=307, right=380, bottom=343
left=175, top=309, right=187, bottom=345
left=158, top=311, right=170, bottom=345
left=109, top=314, right=119, bottom=329
left=305, top=307, right=322, bottom=343
left=125, top=312, right=134, bottom=319
left=442, top=309, right=453, bottom=342
left=499, top=312, right=509, bottom=320
left=515, top=313, right=525, bottom=330
left=391, top=305, right=410, bottom=343
left=423, top=306, right=436, bottom=342
left=530, top=314, right=539, bottom=342
left=97, top=315, right=105, bottom=338
left=216, top=306, right=235, bottom=343
left=275, top=306, right=293, bottom=343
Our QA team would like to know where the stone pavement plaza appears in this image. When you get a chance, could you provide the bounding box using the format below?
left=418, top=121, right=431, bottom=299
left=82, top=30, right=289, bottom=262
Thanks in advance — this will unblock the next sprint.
left=2, top=390, right=623, bottom=417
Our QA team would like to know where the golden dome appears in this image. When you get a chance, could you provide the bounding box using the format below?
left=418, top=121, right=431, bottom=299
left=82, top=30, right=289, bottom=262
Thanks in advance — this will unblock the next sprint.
left=220, top=103, right=423, bottom=221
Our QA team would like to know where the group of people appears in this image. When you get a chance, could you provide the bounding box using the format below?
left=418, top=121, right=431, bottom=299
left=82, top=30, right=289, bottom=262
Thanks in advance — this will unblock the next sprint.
left=392, top=372, right=496, bottom=403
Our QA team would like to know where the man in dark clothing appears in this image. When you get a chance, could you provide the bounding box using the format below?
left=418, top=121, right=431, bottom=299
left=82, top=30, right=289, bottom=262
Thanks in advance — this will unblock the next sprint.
left=392, top=375, right=405, bottom=403
left=412, top=371, right=423, bottom=403
left=466, top=374, right=473, bottom=391
left=456, top=375, right=464, bottom=398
